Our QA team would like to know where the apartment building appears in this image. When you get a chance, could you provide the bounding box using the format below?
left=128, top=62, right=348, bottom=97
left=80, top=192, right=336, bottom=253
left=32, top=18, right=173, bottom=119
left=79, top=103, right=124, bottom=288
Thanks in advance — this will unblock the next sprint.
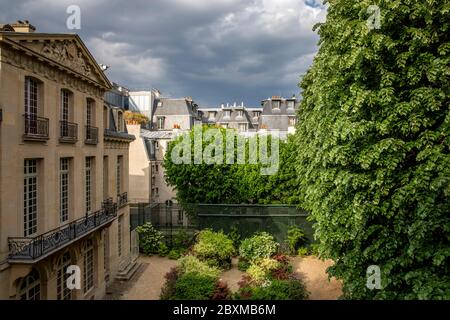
left=0, top=22, right=134, bottom=300
left=260, top=96, right=298, bottom=134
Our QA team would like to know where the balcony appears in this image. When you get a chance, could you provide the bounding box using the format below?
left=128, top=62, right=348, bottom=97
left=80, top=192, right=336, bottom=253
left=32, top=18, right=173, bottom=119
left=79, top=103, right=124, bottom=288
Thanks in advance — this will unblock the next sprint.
left=85, top=125, right=98, bottom=145
left=59, top=121, right=78, bottom=143
left=23, top=114, right=49, bottom=141
left=8, top=200, right=117, bottom=263
left=118, top=192, right=128, bottom=207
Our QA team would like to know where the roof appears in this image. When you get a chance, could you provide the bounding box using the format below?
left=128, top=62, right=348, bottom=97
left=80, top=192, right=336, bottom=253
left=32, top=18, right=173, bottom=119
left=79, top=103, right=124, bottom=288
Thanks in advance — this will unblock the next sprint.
left=140, top=129, right=174, bottom=140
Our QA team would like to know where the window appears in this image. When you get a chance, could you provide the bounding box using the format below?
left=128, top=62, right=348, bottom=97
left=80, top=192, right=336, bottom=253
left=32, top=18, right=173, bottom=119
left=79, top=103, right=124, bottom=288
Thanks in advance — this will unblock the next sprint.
left=57, top=252, right=72, bottom=300
left=118, top=215, right=123, bottom=257
left=60, top=90, right=70, bottom=136
left=86, top=100, right=94, bottom=127
left=222, top=123, right=229, bottom=129
left=272, top=100, right=280, bottom=109
left=238, top=123, right=248, bottom=131
left=83, top=240, right=94, bottom=293
left=208, top=111, right=216, bottom=120
left=157, top=117, right=165, bottom=130
left=116, top=156, right=122, bottom=195
left=24, top=78, right=39, bottom=134
left=18, top=269, right=40, bottom=300
left=237, top=110, right=244, bottom=117
left=178, top=210, right=184, bottom=223
left=288, top=117, right=297, bottom=127
left=224, top=110, right=231, bottom=118
left=117, top=112, right=123, bottom=132
left=287, top=100, right=295, bottom=109
left=155, top=164, right=159, bottom=173
left=151, top=176, right=156, bottom=186
left=24, top=159, right=38, bottom=237
left=155, top=141, right=159, bottom=149
left=103, top=156, right=109, bottom=200
left=254, top=111, right=261, bottom=118
left=60, top=158, right=70, bottom=223
left=85, top=157, right=93, bottom=213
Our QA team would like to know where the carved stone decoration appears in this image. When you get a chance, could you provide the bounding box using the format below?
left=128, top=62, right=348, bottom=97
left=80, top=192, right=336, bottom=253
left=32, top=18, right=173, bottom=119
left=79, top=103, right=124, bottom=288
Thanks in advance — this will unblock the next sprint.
left=40, top=40, right=92, bottom=77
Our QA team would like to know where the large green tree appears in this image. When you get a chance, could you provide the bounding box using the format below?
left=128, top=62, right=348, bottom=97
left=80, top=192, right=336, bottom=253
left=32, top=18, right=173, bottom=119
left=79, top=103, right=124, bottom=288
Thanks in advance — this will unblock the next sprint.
left=295, top=0, right=449, bottom=299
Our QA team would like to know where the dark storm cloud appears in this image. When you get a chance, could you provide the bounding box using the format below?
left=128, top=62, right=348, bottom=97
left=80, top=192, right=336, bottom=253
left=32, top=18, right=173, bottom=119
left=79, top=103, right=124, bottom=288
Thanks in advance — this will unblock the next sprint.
left=0, top=0, right=327, bottom=106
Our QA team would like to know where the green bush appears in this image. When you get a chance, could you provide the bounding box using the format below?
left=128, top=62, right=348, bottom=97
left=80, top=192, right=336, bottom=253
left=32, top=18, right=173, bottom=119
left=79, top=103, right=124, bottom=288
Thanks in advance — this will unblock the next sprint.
left=228, top=226, right=242, bottom=250
left=239, top=232, right=279, bottom=263
left=297, top=247, right=309, bottom=257
left=235, top=279, right=309, bottom=300
left=168, top=248, right=183, bottom=260
left=173, top=273, right=217, bottom=300
left=286, top=225, right=306, bottom=255
left=237, top=258, right=250, bottom=271
left=158, top=243, right=169, bottom=257
left=177, top=255, right=221, bottom=278
left=173, top=230, right=191, bottom=250
left=136, top=223, right=164, bottom=255
left=247, top=258, right=281, bottom=284
left=193, top=229, right=235, bottom=269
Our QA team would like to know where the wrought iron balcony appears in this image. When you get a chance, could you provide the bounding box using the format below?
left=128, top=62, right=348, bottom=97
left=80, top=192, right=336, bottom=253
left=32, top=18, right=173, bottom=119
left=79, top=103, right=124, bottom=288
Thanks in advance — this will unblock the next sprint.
left=8, top=201, right=117, bottom=263
left=118, top=192, right=128, bottom=207
left=59, top=121, right=78, bottom=143
left=23, top=114, right=49, bottom=141
left=85, top=125, right=98, bottom=145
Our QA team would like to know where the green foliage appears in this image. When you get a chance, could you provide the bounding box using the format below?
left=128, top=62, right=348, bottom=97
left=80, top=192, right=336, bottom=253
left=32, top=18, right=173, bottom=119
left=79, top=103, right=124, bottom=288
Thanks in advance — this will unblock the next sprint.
left=235, top=279, right=309, bottom=300
left=286, top=225, right=306, bottom=255
left=163, top=125, right=300, bottom=205
left=136, top=223, right=164, bottom=255
left=168, top=248, right=183, bottom=260
left=228, top=226, right=242, bottom=249
left=172, top=230, right=191, bottom=250
left=247, top=258, right=281, bottom=284
left=177, top=255, right=221, bottom=278
left=193, top=229, right=235, bottom=269
left=297, top=247, right=309, bottom=257
left=173, top=273, right=217, bottom=300
left=238, top=258, right=251, bottom=272
left=239, top=232, right=279, bottom=263
left=296, top=0, right=450, bottom=299
left=158, top=243, right=169, bottom=257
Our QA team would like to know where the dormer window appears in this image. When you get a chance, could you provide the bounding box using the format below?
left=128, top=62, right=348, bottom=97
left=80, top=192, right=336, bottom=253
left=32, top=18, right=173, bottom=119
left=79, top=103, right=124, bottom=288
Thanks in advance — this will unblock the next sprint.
left=237, top=110, right=244, bottom=117
left=288, top=116, right=296, bottom=127
left=287, top=100, right=295, bottom=109
left=224, top=110, right=231, bottom=118
left=208, top=111, right=216, bottom=120
left=254, top=111, right=261, bottom=118
left=117, top=111, right=123, bottom=132
left=157, top=117, right=165, bottom=130
left=272, top=100, right=280, bottom=110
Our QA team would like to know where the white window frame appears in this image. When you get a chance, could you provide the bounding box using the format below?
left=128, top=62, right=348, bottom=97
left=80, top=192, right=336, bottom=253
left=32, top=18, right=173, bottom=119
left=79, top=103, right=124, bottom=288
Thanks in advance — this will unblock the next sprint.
left=24, top=159, right=38, bottom=237
left=85, top=157, right=93, bottom=213
left=60, top=158, right=70, bottom=223
left=83, top=240, right=94, bottom=293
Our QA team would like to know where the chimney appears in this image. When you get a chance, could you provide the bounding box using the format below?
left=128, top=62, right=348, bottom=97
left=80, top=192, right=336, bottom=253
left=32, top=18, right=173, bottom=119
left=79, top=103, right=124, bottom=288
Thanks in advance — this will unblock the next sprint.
left=10, top=20, right=36, bottom=33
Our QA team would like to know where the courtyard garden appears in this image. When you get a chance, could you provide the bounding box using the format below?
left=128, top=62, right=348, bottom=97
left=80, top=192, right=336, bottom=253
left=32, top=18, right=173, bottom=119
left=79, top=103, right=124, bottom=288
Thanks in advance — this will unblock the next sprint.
left=129, top=223, right=341, bottom=300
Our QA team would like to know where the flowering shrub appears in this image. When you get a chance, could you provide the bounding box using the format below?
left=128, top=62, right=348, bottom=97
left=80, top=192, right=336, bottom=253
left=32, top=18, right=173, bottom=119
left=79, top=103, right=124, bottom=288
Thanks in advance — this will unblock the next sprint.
left=212, top=280, right=232, bottom=300
left=239, top=232, right=279, bottom=263
left=136, top=222, right=164, bottom=255
left=247, top=258, right=281, bottom=284
left=193, top=229, right=235, bottom=269
left=177, top=255, right=221, bottom=278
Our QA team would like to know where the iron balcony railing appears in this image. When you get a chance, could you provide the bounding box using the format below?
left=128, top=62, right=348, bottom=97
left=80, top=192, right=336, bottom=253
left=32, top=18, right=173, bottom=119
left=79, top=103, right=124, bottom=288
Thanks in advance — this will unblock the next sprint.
left=59, top=121, right=78, bottom=143
left=8, top=200, right=117, bottom=263
left=85, top=125, right=98, bottom=145
left=118, top=192, right=128, bottom=207
left=23, top=114, right=49, bottom=141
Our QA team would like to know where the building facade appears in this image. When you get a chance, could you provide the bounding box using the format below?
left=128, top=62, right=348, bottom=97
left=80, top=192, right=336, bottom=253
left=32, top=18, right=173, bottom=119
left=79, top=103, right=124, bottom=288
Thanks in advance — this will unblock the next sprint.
left=0, top=22, right=134, bottom=300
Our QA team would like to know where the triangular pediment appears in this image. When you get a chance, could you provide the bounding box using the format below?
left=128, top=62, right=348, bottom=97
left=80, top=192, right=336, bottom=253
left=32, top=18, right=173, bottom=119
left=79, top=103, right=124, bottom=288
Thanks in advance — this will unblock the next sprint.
left=3, top=34, right=111, bottom=89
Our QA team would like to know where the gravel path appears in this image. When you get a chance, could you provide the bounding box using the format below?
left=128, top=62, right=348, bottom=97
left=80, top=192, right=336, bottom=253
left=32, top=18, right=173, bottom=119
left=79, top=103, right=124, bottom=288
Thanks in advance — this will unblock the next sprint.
left=107, top=255, right=342, bottom=300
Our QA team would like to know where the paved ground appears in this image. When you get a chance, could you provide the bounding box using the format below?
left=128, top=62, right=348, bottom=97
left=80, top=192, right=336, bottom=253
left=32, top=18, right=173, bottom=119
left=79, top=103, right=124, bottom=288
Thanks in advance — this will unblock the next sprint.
left=106, top=255, right=342, bottom=300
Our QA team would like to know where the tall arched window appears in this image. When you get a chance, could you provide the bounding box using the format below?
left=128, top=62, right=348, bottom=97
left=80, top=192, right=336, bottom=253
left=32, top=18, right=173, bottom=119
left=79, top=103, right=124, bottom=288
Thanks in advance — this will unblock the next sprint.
left=18, top=269, right=41, bottom=300
left=83, top=239, right=94, bottom=293
left=57, top=252, right=72, bottom=300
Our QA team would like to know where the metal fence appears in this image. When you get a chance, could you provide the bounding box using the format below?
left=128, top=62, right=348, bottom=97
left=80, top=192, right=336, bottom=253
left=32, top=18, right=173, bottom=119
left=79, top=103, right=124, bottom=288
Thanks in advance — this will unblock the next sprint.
left=130, top=203, right=313, bottom=246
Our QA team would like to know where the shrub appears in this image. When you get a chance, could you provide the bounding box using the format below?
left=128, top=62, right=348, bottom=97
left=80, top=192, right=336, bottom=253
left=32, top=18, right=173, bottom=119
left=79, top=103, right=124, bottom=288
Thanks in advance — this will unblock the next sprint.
left=228, top=226, right=242, bottom=249
left=286, top=225, right=306, bottom=255
left=168, top=248, right=183, bottom=260
left=235, top=279, right=309, bottom=300
left=193, top=229, right=235, bottom=269
left=247, top=258, right=284, bottom=284
left=237, top=258, right=250, bottom=271
left=239, top=232, right=279, bottom=263
left=158, top=243, right=169, bottom=257
left=212, top=280, right=232, bottom=300
left=136, top=223, right=164, bottom=255
left=173, top=230, right=191, bottom=250
left=297, top=247, right=309, bottom=257
left=177, top=255, right=221, bottom=278
left=173, top=273, right=217, bottom=300
left=160, top=267, right=179, bottom=300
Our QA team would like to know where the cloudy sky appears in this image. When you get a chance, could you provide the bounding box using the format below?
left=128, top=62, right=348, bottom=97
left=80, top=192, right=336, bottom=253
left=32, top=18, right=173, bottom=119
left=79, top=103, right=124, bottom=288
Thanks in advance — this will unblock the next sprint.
left=0, top=0, right=327, bottom=106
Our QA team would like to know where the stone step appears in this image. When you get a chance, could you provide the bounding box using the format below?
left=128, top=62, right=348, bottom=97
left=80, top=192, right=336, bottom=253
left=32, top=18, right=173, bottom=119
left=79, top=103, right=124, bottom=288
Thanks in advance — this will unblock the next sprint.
left=115, top=260, right=142, bottom=281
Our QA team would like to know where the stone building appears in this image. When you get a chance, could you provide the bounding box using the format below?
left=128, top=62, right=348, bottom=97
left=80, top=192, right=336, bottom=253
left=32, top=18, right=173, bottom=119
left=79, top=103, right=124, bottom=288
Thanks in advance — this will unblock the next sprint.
left=0, top=22, right=134, bottom=300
